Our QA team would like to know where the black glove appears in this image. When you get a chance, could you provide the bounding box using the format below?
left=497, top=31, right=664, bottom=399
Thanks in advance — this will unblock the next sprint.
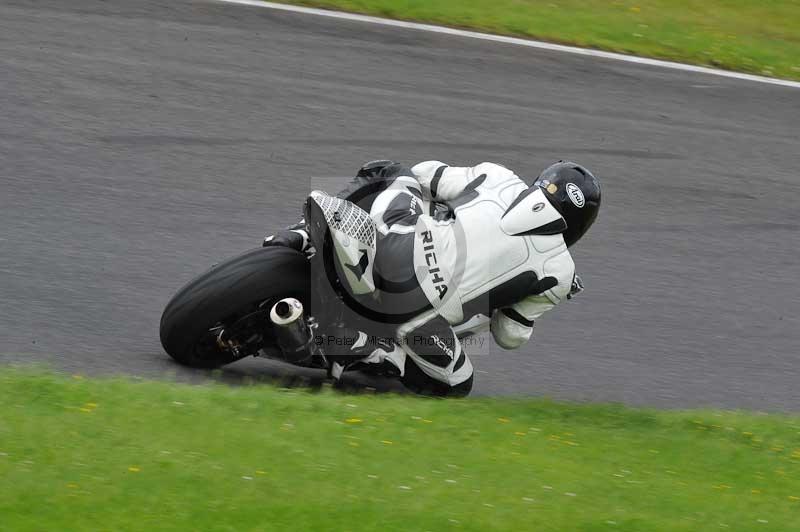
left=262, top=229, right=308, bottom=251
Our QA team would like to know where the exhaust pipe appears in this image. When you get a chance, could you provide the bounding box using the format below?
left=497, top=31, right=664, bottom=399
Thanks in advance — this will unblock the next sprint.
left=269, top=298, right=313, bottom=362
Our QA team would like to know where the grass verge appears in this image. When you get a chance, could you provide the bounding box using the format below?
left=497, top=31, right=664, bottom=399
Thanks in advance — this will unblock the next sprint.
left=1, top=368, right=799, bottom=531
left=280, top=0, right=800, bottom=81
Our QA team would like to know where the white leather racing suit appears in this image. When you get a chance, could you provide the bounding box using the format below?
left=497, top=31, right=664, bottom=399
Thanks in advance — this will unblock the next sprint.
left=364, top=161, right=576, bottom=391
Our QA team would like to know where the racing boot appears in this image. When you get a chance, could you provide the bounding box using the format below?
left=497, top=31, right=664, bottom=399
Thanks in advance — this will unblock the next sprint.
left=350, top=336, right=406, bottom=378
left=324, top=327, right=406, bottom=378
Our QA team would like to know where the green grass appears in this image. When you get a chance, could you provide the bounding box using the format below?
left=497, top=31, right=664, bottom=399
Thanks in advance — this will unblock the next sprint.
left=2, top=369, right=800, bottom=531
left=280, top=0, right=800, bottom=81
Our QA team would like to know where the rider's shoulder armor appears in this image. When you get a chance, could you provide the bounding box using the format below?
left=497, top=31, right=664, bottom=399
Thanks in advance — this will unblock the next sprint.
left=471, top=162, right=517, bottom=185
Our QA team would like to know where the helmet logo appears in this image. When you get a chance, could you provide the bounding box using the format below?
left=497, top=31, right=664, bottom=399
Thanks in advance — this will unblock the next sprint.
left=566, top=183, right=585, bottom=208
left=546, top=183, right=558, bottom=194
left=532, top=202, right=545, bottom=212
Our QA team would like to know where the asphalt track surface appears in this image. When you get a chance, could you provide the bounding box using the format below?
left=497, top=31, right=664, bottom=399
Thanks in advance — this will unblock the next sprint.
left=2, top=0, right=799, bottom=410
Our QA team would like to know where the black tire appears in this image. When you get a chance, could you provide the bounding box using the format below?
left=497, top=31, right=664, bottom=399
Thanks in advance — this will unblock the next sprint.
left=159, top=247, right=310, bottom=368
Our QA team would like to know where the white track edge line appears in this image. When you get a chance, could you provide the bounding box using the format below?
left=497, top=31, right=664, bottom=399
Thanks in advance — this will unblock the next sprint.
left=214, top=0, right=800, bottom=90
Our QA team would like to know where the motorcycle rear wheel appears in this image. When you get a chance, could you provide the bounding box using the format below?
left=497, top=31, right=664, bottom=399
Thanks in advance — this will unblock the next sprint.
left=159, top=247, right=310, bottom=368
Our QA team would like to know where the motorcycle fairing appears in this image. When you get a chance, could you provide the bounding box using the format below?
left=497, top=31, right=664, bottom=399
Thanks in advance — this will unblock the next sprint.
left=305, top=191, right=377, bottom=295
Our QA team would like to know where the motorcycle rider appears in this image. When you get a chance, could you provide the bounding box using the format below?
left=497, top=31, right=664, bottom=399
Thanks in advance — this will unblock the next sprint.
left=265, top=160, right=601, bottom=396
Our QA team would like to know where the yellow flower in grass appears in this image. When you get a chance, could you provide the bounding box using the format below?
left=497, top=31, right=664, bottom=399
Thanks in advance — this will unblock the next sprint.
left=128, top=466, right=140, bottom=473
left=345, top=418, right=363, bottom=424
